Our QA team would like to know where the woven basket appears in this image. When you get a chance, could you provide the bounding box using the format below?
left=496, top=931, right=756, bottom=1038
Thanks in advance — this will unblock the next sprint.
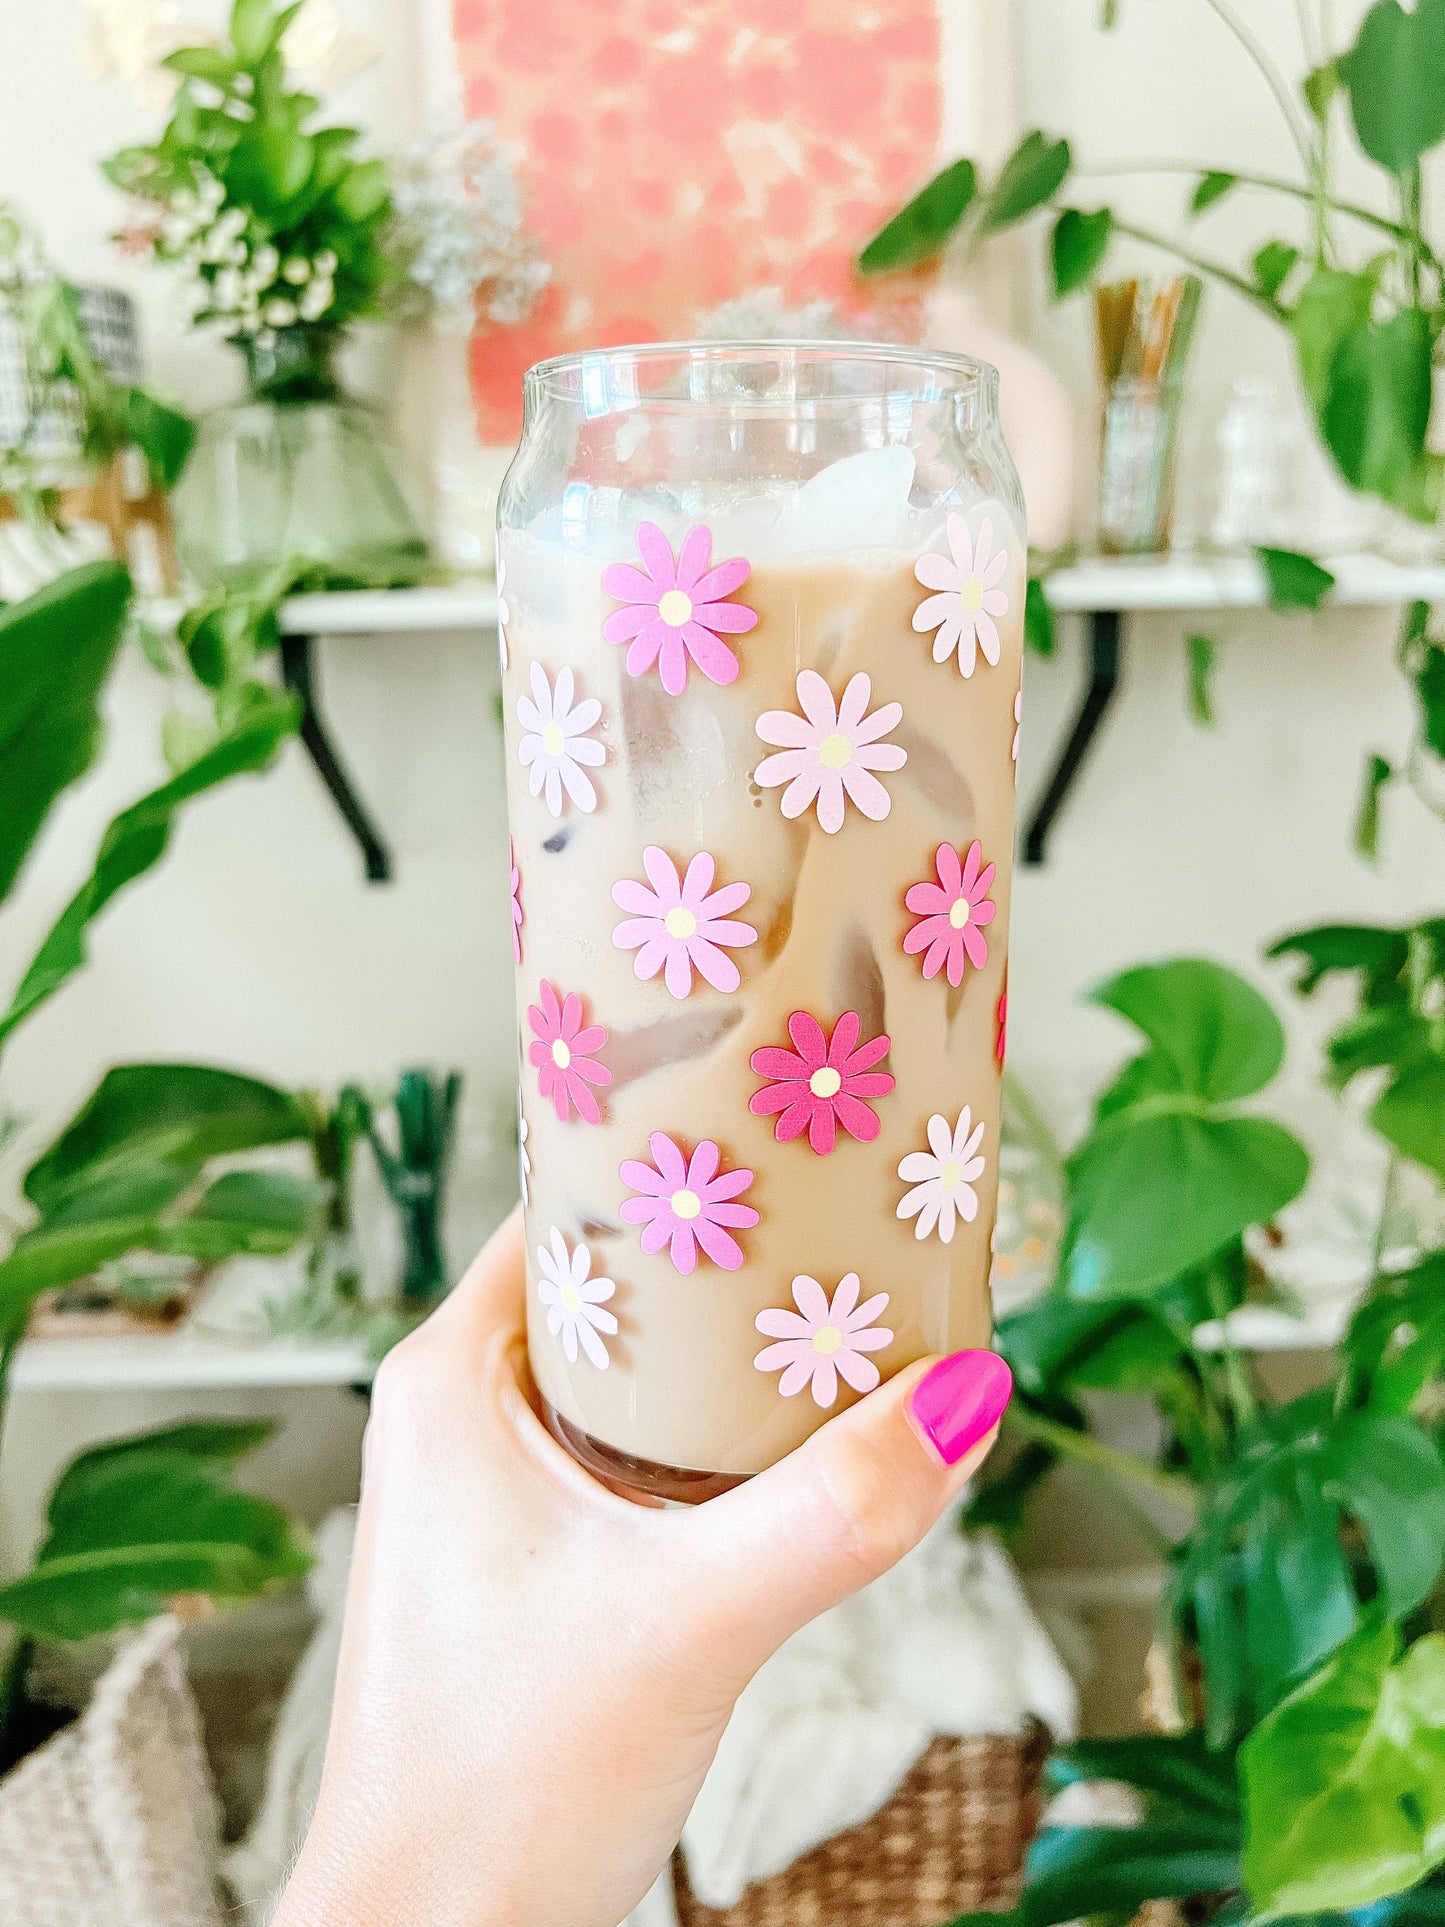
left=673, top=1724, right=1050, bottom=1927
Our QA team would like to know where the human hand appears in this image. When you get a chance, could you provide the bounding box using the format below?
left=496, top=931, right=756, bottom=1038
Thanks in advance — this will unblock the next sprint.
left=274, top=1208, right=1012, bottom=1927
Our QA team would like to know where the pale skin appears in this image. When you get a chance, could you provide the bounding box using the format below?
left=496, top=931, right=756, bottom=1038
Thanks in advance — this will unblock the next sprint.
left=274, top=1208, right=1002, bottom=1927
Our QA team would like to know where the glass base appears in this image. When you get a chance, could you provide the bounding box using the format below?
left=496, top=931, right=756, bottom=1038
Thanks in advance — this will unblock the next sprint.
left=542, top=1401, right=750, bottom=1504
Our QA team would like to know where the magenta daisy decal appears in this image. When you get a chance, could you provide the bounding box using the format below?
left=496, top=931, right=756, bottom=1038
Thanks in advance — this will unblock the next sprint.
left=754, top=1272, right=893, bottom=1408
left=509, top=838, right=523, bottom=964
left=748, top=1009, right=895, bottom=1155
left=526, top=980, right=612, bottom=1125
left=997, top=973, right=1008, bottom=1069
left=912, top=512, right=1010, bottom=676
left=611, top=846, right=757, bottom=999
left=903, top=841, right=998, bottom=986
left=601, top=522, right=758, bottom=695
left=754, top=669, right=907, bottom=835
left=619, top=1132, right=759, bottom=1274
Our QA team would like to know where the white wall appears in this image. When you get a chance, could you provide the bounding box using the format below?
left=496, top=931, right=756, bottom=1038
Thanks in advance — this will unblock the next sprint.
left=0, top=0, right=1437, bottom=1559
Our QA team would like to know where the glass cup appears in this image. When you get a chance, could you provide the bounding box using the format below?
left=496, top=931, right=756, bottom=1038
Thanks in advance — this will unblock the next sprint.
left=498, top=341, right=1024, bottom=1501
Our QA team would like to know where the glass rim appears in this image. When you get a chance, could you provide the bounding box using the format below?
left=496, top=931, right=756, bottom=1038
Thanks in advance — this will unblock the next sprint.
left=522, top=337, right=998, bottom=402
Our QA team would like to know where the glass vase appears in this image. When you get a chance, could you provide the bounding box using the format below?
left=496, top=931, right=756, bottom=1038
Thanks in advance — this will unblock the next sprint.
left=172, top=327, right=428, bottom=590
left=500, top=340, right=1025, bottom=1500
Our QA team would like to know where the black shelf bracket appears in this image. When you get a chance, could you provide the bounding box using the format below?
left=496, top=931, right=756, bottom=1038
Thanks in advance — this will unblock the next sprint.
left=280, top=633, right=393, bottom=884
left=1023, top=609, right=1124, bottom=866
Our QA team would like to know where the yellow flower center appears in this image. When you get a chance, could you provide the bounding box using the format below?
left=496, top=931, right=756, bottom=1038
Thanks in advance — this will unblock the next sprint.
left=949, top=897, right=971, bottom=929
left=960, top=576, right=984, bottom=613
left=670, top=1187, right=701, bottom=1221
left=664, top=905, right=698, bottom=941
left=560, top=1281, right=581, bottom=1313
left=551, top=1039, right=572, bottom=1069
left=541, top=721, right=565, bottom=756
left=809, top=1066, right=842, bottom=1099
left=658, top=589, right=693, bottom=627
left=817, top=732, right=853, bottom=771
left=939, top=1159, right=961, bottom=1192
left=811, top=1324, right=843, bottom=1355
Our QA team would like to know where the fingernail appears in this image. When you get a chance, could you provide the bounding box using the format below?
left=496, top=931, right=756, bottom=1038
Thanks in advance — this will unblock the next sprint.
left=906, top=1350, right=1013, bottom=1467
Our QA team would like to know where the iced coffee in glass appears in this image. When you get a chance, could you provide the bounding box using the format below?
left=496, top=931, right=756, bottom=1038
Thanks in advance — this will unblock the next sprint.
left=498, top=343, right=1023, bottom=1500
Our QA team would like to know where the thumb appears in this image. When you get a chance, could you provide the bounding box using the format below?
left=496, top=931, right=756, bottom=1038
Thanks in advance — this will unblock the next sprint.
left=678, top=1348, right=1012, bottom=1675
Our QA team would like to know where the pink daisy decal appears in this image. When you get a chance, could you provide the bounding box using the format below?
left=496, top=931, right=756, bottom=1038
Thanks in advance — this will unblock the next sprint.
left=903, top=841, right=998, bottom=987
left=619, top=1132, right=759, bottom=1274
left=749, top=1009, right=895, bottom=1155
left=509, top=838, right=523, bottom=964
left=913, top=513, right=1010, bottom=676
left=754, top=1272, right=893, bottom=1408
left=601, top=522, right=758, bottom=695
left=754, top=670, right=907, bottom=835
left=611, top=846, right=757, bottom=999
left=526, top=980, right=612, bottom=1125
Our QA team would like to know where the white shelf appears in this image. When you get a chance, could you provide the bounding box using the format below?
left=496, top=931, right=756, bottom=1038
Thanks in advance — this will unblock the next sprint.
left=10, top=1330, right=376, bottom=1393
left=1044, top=550, right=1445, bottom=613
left=279, top=582, right=498, bottom=634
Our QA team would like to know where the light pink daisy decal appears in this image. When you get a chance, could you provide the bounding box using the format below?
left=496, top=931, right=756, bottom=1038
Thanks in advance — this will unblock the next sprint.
left=509, top=838, right=523, bottom=964
left=526, top=980, right=612, bottom=1125
left=754, top=670, right=907, bottom=835
left=904, top=841, right=998, bottom=987
left=913, top=512, right=1010, bottom=676
left=611, top=847, right=757, bottom=999
left=754, top=1272, right=893, bottom=1408
left=749, top=1010, right=895, bottom=1155
left=619, top=1132, right=759, bottom=1274
left=601, top=522, right=758, bottom=695
left=1012, top=686, right=1022, bottom=781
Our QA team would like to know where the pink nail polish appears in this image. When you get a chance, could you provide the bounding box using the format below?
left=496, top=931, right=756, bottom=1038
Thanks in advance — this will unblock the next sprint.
left=907, top=1350, right=1013, bottom=1467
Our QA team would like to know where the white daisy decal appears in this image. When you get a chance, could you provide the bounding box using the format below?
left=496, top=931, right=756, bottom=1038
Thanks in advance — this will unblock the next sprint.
left=754, top=669, right=907, bottom=835
left=496, top=547, right=511, bottom=671
left=896, top=1107, right=987, bottom=1243
left=518, top=1104, right=530, bottom=1206
left=535, top=1227, right=617, bottom=1368
left=517, top=662, right=605, bottom=818
left=913, top=513, right=1010, bottom=676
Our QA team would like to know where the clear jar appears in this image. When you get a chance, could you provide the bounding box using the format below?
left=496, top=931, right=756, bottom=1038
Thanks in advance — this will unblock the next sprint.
left=498, top=342, right=1024, bottom=1500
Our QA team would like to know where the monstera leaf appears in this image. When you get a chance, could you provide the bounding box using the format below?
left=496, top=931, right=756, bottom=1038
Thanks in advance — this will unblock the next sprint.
left=1061, top=961, right=1309, bottom=1298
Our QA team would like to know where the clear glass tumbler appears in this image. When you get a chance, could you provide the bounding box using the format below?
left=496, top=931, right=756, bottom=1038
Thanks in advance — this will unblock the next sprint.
left=498, top=342, right=1024, bottom=1501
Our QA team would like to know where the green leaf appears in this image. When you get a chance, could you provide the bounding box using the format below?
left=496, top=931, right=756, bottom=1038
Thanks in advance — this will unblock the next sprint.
left=1346, top=1253, right=1445, bottom=1415
left=0, top=1440, right=310, bottom=1640
left=1252, top=241, right=1300, bottom=301
left=1415, top=644, right=1445, bottom=758
left=0, top=694, right=298, bottom=1047
left=1241, top=1624, right=1445, bottom=1918
left=1021, top=1819, right=1241, bottom=1926
left=1288, top=268, right=1376, bottom=412
left=981, top=132, right=1072, bottom=234
left=1356, top=752, right=1395, bottom=859
left=1266, top=921, right=1409, bottom=998
left=1372, top=1057, right=1445, bottom=1179
left=1304, top=58, right=1342, bottom=122
left=25, top=1064, right=309, bottom=1213
left=1340, top=0, right=1445, bottom=173
left=1320, top=1410, right=1445, bottom=1618
left=1089, top=959, right=1287, bottom=1104
left=121, top=387, right=194, bottom=492
left=858, top=159, right=977, bottom=273
left=1257, top=546, right=1336, bottom=610
left=1025, top=575, right=1056, bottom=656
left=1047, top=1732, right=1240, bottom=1820
left=0, top=562, right=132, bottom=908
left=331, top=157, right=390, bottom=225
left=1191, top=170, right=1238, bottom=214
left=1050, top=207, right=1112, bottom=298
left=161, top=46, right=237, bottom=82
left=1322, top=309, right=1435, bottom=516
left=158, top=1169, right=327, bottom=1259
left=1187, top=633, right=1217, bottom=726
left=230, top=0, right=292, bottom=64
left=1065, top=1111, right=1309, bottom=1298
left=56, top=1421, right=276, bottom=1501
left=0, top=1173, right=197, bottom=1322
left=1324, top=1004, right=1430, bottom=1089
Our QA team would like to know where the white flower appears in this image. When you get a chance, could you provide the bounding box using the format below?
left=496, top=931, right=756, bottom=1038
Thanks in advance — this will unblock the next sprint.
left=536, top=1228, right=616, bottom=1368
left=250, top=242, right=280, bottom=289
left=495, top=549, right=510, bottom=670
left=314, top=248, right=338, bottom=276
left=896, top=1108, right=987, bottom=1244
left=518, top=1106, right=530, bottom=1206
left=517, top=662, right=604, bottom=817
left=913, top=513, right=1011, bottom=676
left=282, top=256, right=312, bottom=285
left=281, top=0, right=380, bottom=87
left=262, top=297, right=298, bottom=327
left=297, top=279, right=333, bottom=322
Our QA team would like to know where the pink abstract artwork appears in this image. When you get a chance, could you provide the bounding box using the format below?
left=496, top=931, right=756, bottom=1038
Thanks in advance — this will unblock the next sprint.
left=450, top=0, right=943, bottom=439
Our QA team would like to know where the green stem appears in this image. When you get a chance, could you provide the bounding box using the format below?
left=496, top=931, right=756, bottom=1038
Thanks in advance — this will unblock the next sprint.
left=1203, top=1261, right=1259, bottom=1434
left=1201, top=0, right=1317, bottom=171
left=1005, top=1403, right=1199, bottom=1508
left=1106, top=216, right=1281, bottom=314
left=1000, top=1071, right=1067, bottom=1186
